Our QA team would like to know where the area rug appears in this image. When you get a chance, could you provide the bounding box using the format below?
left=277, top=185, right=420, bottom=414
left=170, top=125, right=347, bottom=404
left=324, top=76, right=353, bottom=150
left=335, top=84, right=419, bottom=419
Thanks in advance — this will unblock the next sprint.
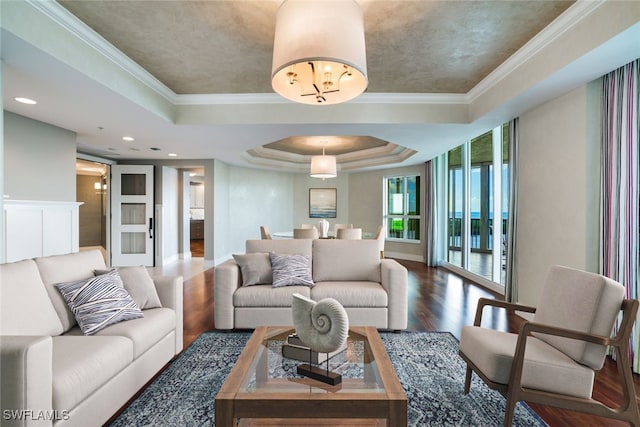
left=108, top=331, right=547, bottom=426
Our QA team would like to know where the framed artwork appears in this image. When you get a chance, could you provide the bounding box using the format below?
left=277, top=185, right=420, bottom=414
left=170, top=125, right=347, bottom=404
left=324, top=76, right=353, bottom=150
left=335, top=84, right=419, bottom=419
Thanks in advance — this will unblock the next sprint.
left=309, top=188, right=337, bottom=218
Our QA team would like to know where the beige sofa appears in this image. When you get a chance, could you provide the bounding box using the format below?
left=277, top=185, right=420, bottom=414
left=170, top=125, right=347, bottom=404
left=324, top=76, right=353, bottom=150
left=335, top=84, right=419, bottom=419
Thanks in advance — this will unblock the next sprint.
left=214, top=239, right=408, bottom=330
left=0, top=250, right=183, bottom=427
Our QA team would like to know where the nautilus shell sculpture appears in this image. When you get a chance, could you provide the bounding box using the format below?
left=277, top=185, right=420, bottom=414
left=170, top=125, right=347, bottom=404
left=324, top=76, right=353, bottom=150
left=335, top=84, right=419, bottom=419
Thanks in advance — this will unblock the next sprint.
left=291, top=293, right=349, bottom=354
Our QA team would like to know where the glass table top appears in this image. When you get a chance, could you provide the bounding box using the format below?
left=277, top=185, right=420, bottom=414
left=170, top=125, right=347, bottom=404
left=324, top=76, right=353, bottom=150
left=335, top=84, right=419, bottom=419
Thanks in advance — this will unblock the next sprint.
left=237, top=328, right=386, bottom=395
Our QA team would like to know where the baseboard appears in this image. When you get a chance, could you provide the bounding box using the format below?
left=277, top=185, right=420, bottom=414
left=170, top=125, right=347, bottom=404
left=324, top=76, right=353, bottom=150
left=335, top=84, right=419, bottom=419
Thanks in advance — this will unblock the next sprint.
left=162, top=254, right=180, bottom=266
left=180, top=251, right=192, bottom=260
left=384, top=251, right=424, bottom=262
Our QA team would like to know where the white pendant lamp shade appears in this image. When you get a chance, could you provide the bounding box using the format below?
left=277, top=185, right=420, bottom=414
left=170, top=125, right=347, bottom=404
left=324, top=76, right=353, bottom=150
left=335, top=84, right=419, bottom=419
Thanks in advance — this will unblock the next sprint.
left=310, top=152, right=337, bottom=179
left=271, top=0, right=368, bottom=105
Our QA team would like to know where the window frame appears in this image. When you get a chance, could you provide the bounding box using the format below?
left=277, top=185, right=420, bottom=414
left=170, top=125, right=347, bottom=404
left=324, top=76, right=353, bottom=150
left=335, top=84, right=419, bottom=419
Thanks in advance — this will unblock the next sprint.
left=383, top=175, right=421, bottom=243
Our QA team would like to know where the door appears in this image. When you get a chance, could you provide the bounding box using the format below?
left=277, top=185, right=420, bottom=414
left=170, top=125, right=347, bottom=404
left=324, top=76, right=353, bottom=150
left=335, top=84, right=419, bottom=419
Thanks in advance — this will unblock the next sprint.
left=111, top=165, right=154, bottom=266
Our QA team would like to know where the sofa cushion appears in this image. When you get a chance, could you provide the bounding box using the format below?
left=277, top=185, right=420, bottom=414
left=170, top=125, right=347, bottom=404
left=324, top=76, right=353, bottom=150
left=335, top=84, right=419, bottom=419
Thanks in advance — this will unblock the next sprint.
left=0, top=259, right=64, bottom=336
left=55, top=272, right=144, bottom=335
left=246, top=239, right=313, bottom=257
left=65, top=308, right=176, bottom=358
left=233, top=253, right=272, bottom=286
left=234, top=285, right=311, bottom=307
left=270, top=253, right=314, bottom=288
left=312, top=240, right=381, bottom=283
left=52, top=335, right=133, bottom=412
left=35, top=250, right=108, bottom=332
left=95, top=266, right=162, bottom=309
left=311, top=282, right=388, bottom=307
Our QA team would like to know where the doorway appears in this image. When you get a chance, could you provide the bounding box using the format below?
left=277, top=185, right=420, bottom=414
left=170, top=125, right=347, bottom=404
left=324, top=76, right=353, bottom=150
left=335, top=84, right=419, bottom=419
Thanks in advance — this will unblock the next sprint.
left=76, top=159, right=109, bottom=260
left=188, top=170, right=205, bottom=258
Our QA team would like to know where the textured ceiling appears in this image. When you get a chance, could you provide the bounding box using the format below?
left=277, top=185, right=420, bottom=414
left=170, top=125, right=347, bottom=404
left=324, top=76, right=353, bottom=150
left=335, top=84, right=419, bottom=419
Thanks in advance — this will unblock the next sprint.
left=12, top=0, right=629, bottom=174
left=59, top=0, right=574, bottom=95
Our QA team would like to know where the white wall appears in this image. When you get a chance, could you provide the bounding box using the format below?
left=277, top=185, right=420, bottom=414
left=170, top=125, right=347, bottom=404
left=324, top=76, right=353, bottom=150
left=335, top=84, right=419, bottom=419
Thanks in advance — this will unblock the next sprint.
left=0, top=67, right=4, bottom=263
left=293, top=174, right=350, bottom=230
left=215, top=164, right=293, bottom=262
left=4, top=112, right=76, bottom=202
left=160, top=166, right=179, bottom=265
left=515, top=83, right=601, bottom=306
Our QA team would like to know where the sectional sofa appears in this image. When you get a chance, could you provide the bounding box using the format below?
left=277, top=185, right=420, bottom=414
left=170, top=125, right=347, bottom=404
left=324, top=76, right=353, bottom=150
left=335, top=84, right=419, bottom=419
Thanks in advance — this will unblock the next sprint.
left=0, top=250, right=183, bottom=427
left=214, top=238, right=408, bottom=330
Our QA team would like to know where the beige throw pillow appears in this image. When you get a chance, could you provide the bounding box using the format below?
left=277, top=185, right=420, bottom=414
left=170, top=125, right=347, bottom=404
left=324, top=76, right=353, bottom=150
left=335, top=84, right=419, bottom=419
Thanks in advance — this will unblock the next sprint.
left=95, top=266, right=162, bottom=309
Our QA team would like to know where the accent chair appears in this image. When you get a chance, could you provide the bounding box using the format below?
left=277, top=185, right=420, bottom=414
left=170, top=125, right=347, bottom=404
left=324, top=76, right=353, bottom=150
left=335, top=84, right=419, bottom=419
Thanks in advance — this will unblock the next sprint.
left=459, top=265, right=640, bottom=426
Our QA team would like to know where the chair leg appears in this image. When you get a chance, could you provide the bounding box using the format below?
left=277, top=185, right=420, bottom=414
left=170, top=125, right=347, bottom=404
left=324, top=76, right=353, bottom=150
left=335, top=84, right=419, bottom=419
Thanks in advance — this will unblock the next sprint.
left=464, top=366, right=472, bottom=394
left=503, top=392, right=517, bottom=427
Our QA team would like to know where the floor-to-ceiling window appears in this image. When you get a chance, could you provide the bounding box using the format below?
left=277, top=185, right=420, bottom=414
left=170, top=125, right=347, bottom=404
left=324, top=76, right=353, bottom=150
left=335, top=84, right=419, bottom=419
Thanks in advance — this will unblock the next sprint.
left=445, top=124, right=509, bottom=288
left=447, top=146, right=463, bottom=267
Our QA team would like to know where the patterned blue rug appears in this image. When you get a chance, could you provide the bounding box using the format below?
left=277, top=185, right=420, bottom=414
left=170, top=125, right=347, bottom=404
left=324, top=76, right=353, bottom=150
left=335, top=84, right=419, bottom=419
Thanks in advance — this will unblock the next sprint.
left=109, top=331, right=547, bottom=426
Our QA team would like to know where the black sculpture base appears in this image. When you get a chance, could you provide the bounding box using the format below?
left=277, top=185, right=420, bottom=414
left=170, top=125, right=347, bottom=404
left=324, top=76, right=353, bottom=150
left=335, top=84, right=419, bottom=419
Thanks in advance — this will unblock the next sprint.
left=297, top=364, right=342, bottom=386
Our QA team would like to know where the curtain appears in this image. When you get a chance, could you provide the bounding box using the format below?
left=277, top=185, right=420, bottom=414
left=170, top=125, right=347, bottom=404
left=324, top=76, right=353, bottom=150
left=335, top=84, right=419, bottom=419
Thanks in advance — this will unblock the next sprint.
left=600, top=58, right=639, bottom=372
left=425, top=157, right=446, bottom=267
left=504, top=118, right=519, bottom=303
left=425, top=160, right=436, bottom=266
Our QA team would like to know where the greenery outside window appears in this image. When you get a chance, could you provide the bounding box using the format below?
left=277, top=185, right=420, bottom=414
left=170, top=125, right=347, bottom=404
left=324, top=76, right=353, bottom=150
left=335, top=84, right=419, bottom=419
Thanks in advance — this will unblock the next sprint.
left=384, top=175, right=420, bottom=242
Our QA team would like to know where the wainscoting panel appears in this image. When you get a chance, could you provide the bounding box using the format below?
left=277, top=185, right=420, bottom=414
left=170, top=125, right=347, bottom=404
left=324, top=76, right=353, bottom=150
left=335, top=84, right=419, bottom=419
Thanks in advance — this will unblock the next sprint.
left=3, top=200, right=82, bottom=263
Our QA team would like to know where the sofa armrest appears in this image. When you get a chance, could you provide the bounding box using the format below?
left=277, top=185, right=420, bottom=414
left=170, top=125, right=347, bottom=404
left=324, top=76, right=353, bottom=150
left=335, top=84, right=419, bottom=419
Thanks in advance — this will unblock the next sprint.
left=380, top=259, right=409, bottom=330
left=152, top=275, right=184, bottom=354
left=1, top=336, right=54, bottom=427
left=214, top=260, right=242, bottom=330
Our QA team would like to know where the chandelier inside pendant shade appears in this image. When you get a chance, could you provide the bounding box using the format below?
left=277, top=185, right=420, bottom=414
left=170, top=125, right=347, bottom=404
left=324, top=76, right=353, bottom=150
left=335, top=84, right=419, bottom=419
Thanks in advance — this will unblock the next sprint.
left=271, top=0, right=368, bottom=105
left=310, top=147, right=337, bottom=179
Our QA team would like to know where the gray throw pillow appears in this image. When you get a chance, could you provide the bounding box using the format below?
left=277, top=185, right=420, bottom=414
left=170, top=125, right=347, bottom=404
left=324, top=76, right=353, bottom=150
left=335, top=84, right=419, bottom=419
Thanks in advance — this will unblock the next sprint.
left=56, top=270, right=143, bottom=335
left=269, top=252, right=314, bottom=288
left=95, top=267, right=162, bottom=309
left=233, top=253, right=273, bottom=286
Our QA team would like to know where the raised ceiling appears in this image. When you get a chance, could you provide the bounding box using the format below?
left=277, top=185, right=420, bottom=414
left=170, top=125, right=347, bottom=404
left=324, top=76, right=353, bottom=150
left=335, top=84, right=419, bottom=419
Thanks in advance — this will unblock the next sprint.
left=3, top=1, right=639, bottom=173
left=54, top=0, right=572, bottom=171
left=58, top=0, right=573, bottom=95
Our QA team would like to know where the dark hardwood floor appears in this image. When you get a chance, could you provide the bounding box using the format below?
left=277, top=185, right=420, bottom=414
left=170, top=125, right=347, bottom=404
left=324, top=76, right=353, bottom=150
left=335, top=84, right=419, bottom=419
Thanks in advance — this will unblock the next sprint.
left=190, top=239, right=205, bottom=257
left=181, top=259, right=639, bottom=426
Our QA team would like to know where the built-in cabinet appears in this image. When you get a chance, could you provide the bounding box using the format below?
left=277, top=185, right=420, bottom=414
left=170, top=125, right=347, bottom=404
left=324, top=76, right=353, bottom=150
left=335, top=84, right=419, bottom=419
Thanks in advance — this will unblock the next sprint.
left=3, top=200, right=82, bottom=263
left=190, top=182, right=204, bottom=208
left=189, top=181, right=205, bottom=240
left=190, top=219, right=204, bottom=239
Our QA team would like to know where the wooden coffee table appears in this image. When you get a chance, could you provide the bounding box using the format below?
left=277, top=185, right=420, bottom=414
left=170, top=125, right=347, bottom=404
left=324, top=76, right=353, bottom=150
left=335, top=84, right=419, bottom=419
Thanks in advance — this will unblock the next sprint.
left=215, top=326, right=407, bottom=427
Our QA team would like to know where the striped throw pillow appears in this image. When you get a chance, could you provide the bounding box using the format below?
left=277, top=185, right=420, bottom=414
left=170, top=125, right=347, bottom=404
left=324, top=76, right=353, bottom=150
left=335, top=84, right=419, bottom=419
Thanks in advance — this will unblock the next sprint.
left=269, top=252, right=314, bottom=288
left=56, top=270, right=143, bottom=335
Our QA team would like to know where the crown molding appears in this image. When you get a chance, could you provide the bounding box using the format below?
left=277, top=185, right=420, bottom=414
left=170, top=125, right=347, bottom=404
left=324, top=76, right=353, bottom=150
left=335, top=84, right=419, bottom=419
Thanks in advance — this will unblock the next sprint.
left=26, top=0, right=177, bottom=103
left=467, top=0, right=604, bottom=103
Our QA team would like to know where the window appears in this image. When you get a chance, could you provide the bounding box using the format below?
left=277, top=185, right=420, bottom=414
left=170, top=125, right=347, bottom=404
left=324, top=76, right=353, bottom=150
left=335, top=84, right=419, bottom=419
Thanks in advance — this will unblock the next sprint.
left=384, top=175, right=420, bottom=241
left=445, top=124, right=509, bottom=286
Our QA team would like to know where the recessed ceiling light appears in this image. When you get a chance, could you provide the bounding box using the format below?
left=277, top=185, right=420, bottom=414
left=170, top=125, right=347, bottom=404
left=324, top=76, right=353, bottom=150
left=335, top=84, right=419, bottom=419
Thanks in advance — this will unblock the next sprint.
left=122, top=136, right=135, bottom=142
left=15, top=97, right=37, bottom=105
left=168, top=153, right=178, bottom=157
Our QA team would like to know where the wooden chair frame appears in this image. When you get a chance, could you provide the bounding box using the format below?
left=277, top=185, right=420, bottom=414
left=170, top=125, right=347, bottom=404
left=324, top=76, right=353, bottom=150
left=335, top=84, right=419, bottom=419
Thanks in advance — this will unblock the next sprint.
left=459, top=297, right=640, bottom=427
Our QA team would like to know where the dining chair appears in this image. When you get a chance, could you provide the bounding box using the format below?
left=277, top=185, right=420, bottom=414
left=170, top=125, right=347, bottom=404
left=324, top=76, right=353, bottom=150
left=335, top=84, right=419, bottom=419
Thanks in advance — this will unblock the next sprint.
left=300, top=224, right=319, bottom=235
left=374, top=225, right=386, bottom=258
left=293, top=227, right=319, bottom=239
left=336, top=228, right=362, bottom=240
left=333, top=223, right=353, bottom=237
left=260, top=225, right=272, bottom=240
left=459, top=265, right=640, bottom=426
